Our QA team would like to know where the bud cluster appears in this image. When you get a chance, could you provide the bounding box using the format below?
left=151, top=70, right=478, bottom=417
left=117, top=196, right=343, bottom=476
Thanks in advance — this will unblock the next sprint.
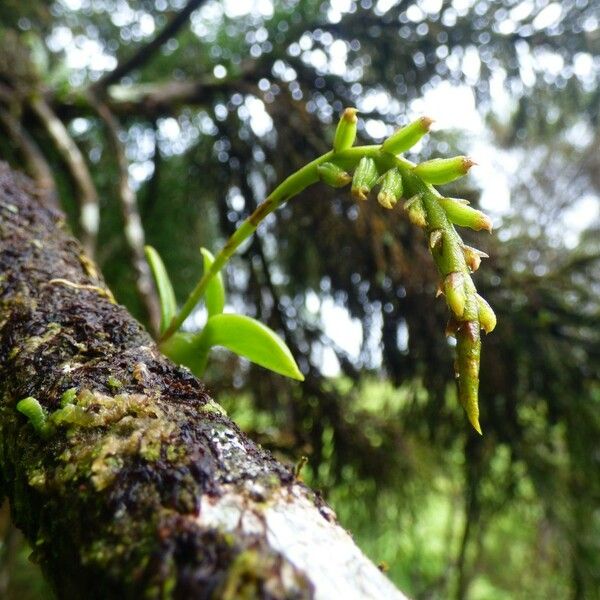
left=325, top=107, right=497, bottom=433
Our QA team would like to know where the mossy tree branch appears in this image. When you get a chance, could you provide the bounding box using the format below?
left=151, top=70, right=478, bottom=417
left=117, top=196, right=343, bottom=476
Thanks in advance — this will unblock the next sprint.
left=0, top=162, right=404, bottom=599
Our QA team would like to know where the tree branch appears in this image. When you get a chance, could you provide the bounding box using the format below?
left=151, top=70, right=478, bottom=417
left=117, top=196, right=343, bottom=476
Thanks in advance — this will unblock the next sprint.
left=95, top=0, right=208, bottom=90
left=0, top=162, right=406, bottom=599
left=0, top=106, right=58, bottom=209
left=90, top=97, right=161, bottom=334
left=29, top=96, right=100, bottom=257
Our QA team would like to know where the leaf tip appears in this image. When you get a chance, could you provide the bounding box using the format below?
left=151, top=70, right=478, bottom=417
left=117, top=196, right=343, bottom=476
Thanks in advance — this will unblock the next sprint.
left=470, top=415, right=483, bottom=435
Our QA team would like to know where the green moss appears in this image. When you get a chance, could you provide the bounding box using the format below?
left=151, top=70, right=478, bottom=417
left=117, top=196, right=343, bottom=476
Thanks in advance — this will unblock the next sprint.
left=47, top=389, right=183, bottom=491
left=199, top=400, right=228, bottom=416
left=219, top=550, right=261, bottom=599
left=107, top=376, right=123, bottom=390
left=217, top=548, right=309, bottom=599
left=18, top=322, right=62, bottom=358
left=27, top=469, right=47, bottom=490
left=60, top=387, right=78, bottom=406
left=16, top=397, right=49, bottom=436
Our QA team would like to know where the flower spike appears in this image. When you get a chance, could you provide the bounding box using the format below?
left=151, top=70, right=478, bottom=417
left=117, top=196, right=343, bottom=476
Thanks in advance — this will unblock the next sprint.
left=158, top=105, right=496, bottom=434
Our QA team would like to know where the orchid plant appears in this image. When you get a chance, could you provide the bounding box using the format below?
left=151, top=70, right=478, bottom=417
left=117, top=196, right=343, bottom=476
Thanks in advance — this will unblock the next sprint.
left=145, top=108, right=496, bottom=433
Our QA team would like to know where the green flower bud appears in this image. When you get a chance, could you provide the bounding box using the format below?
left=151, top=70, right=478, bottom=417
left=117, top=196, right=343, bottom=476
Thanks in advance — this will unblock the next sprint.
left=382, top=116, right=434, bottom=155
left=333, top=108, right=358, bottom=152
left=404, top=194, right=427, bottom=228
left=413, top=156, right=476, bottom=185
left=377, top=168, right=403, bottom=209
left=351, top=156, right=379, bottom=201
left=456, top=320, right=482, bottom=434
left=317, top=162, right=352, bottom=188
left=462, top=245, right=489, bottom=272
left=476, top=294, right=497, bottom=334
left=443, top=272, right=466, bottom=318
left=439, top=198, right=493, bottom=232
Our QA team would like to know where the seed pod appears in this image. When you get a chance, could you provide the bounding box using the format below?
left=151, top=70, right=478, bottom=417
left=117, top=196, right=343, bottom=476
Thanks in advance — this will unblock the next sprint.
left=351, top=156, right=379, bottom=201
left=404, top=194, right=427, bottom=228
left=463, top=245, right=489, bottom=272
left=413, top=156, right=476, bottom=185
left=382, top=116, right=434, bottom=155
left=333, top=108, right=358, bottom=152
left=476, top=294, right=497, bottom=334
left=317, top=162, right=352, bottom=188
left=443, top=272, right=466, bottom=318
left=455, top=321, right=482, bottom=434
left=439, top=198, right=493, bottom=232
left=377, top=168, right=403, bottom=209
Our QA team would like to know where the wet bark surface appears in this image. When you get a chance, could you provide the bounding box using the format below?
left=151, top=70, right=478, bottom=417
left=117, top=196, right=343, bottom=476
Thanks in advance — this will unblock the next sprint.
left=0, top=163, right=404, bottom=600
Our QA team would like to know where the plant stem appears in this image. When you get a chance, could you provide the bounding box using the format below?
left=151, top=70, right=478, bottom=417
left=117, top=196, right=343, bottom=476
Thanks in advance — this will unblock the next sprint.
left=161, top=149, right=335, bottom=341
left=161, top=146, right=476, bottom=337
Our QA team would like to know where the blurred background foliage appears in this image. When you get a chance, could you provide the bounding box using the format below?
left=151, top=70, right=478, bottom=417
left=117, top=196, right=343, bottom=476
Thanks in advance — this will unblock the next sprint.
left=0, top=0, right=599, bottom=598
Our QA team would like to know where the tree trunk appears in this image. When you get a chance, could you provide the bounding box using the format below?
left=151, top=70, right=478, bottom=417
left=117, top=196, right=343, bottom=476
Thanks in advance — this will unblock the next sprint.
left=0, top=162, right=406, bottom=599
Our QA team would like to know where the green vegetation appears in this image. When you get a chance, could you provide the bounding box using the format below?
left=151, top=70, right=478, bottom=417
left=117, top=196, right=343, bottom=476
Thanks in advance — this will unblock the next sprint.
left=0, top=0, right=598, bottom=598
left=148, top=109, right=495, bottom=431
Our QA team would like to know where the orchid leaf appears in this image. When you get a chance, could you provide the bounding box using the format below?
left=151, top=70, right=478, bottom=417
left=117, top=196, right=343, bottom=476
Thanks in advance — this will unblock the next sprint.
left=145, top=245, right=177, bottom=334
left=195, top=313, right=304, bottom=380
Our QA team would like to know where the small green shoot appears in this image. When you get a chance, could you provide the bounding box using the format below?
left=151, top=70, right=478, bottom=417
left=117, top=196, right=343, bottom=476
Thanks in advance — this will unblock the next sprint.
left=145, top=245, right=177, bottom=334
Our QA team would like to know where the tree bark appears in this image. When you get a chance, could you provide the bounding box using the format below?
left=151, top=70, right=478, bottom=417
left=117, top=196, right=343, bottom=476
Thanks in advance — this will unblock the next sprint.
left=0, top=162, right=406, bottom=599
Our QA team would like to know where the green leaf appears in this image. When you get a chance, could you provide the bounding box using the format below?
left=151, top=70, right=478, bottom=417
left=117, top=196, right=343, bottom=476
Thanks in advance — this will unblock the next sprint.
left=145, top=245, right=177, bottom=334
left=160, top=331, right=197, bottom=367
left=196, top=314, right=304, bottom=381
left=200, top=247, right=226, bottom=317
